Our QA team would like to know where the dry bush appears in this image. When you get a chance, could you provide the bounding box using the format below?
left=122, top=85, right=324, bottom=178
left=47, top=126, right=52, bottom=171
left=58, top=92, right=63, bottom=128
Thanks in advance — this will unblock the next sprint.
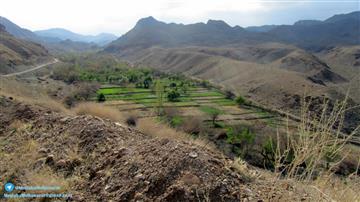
left=180, top=116, right=203, bottom=135
left=274, top=96, right=359, bottom=180
left=163, top=107, right=178, bottom=119
left=137, top=117, right=216, bottom=151
left=311, top=173, right=360, bottom=202
left=73, top=102, right=125, bottom=123
left=272, top=94, right=360, bottom=201
left=230, top=158, right=258, bottom=182
left=63, top=82, right=99, bottom=107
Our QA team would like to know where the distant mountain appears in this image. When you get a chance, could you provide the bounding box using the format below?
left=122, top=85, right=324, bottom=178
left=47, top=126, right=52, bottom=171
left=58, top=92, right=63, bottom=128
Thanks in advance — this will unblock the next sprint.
left=293, top=20, right=322, bottom=26
left=35, top=28, right=117, bottom=46
left=0, top=23, right=50, bottom=74
left=324, top=11, right=360, bottom=23
left=106, top=11, right=360, bottom=52
left=105, top=16, right=273, bottom=52
left=268, top=11, right=360, bottom=51
left=245, top=25, right=279, bottom=32
left=44, top=39, right=99, bottom=54
left=0, top=16, right=39, bottom=41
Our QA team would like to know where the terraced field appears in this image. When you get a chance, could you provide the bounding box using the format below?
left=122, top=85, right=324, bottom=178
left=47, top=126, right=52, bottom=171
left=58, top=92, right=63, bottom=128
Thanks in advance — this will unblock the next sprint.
left=96, top=85, right=289, bottom=128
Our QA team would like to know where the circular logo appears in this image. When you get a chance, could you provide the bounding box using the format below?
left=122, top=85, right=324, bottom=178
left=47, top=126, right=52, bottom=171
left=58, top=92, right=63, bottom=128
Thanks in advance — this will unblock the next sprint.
left=4, top=182, right=15, bottom=192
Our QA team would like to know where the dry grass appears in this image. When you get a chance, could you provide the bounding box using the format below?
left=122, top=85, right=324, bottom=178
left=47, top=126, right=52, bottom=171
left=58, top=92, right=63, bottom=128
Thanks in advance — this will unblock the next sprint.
left=231, top=157, right=258, bottom=181
left=311, top=174, right=360, bottom=202
left=137, top=117, right=216, bottom=151
left=72, top=103, right=217, bottom=150
left=0, top=77, right=72, bottom=115
left=73, top=102, right=125, bottom=123
left=26, top=167, right=71, bottom=192
left=0, top=120, right=78, bottom=198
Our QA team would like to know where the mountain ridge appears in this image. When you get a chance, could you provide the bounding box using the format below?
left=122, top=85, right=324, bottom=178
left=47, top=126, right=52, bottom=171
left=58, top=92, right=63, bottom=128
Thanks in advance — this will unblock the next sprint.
left=106, top=11, right=360, bottom=52
left=35, top=28, right=117, bottom=46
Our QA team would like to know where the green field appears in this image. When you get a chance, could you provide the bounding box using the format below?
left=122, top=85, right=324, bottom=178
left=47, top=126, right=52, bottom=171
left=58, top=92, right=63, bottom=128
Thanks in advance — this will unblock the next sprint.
left=97, top=85, right=235, bottom=108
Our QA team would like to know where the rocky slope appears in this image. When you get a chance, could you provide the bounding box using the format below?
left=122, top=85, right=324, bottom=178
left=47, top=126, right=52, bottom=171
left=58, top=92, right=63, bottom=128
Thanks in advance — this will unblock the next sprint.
left=0, top=24, right=50, bottom=74
left=0, top=96, right=325, bottom=201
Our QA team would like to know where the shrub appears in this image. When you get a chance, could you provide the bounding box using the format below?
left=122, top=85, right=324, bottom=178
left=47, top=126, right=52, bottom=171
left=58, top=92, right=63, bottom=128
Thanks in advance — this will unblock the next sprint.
left=273, top=96, right=357, bottom=181
left=126, top=116, right=137, bottom=127
left=170, top=116, right=183, bottom=127
left=200, top=106, right=223, bottom=126
left=180, top=117, right=203, bottom=135
left=235, top=96, right=246, bottom=105
left=225, top=90, right=236, bottom=100
left=75, top=83, right=99, bottom=100
left=97, top=93, right=106, bottom=102
left=135, top=82, right=143, bottom=88
left=167, top=90, right=180, bottom=102
left=169, top=82, right=177, bottom=88
left=179, top=83, right=189, bottom=95
left=155, top=80, right=164, bottom=115
left=261, top=138, right=277, bottom=170
left=163, top=107, right=178, bottom=120
left=143, top=76, right=153, bottom=89
left=227, top=127, right=255, bottom=157
left=63, top=94, right=77, bottom=108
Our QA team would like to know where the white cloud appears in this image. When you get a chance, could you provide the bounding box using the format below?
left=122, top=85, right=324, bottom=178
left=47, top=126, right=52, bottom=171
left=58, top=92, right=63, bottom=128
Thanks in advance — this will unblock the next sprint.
left=0, top=0, right=357, bottom=35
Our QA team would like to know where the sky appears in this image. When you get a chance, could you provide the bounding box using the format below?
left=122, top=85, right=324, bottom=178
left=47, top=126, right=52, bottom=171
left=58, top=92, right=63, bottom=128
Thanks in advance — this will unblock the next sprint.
left=0, top=0, right=359, bottom=36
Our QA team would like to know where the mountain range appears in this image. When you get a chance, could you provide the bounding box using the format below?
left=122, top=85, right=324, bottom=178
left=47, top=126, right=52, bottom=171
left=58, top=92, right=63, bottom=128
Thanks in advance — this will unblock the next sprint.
left=105, top=11, right=360, bottom=52
left=35, top=28, right=117, bottom=46
left=0, top=16, right=116, bottom=46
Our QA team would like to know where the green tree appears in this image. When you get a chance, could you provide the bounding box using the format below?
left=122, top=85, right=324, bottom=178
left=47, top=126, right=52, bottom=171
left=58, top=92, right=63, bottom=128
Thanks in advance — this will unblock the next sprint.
left=261, top=138, right=276, bottom=169
left=143, top=76, right=153, bottom=89
left=179, top=82, right=189, bottom=95
left=155, top=80, right=164, bottom=115
left=227, top=127, right=255, bottom=157
left=169, top=82, right=177, bottom=88
left=235, top=96, right=246, bottom=105
left=200, top=106, right=222, bottom=126
left=225, top=90, right=235, bottom=100
left=167, top=90, right=180, bottom=102
left=97, top=93, right=106, bottom=102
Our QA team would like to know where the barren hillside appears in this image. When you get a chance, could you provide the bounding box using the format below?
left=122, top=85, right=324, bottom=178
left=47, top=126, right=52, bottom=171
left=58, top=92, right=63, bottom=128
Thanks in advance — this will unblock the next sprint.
left=0, top=24, right=50, bottom=74
left=121, top=44, right=347, bottom=104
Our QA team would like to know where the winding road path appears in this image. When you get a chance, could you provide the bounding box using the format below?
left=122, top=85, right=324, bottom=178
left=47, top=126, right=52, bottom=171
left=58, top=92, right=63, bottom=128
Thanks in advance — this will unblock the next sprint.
left=1, top=58, right=59, bottom=77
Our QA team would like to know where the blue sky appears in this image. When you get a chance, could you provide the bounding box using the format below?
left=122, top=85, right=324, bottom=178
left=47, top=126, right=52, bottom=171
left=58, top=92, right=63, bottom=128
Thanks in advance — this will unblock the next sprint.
left=0, top=0, right=358, bottom=35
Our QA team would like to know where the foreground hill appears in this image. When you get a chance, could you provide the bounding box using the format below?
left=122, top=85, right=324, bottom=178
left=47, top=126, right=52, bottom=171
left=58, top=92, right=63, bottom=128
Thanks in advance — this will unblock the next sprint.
left=0, top=24, right=50, bottom=74
left=0, top=96, right=330, bottom=201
